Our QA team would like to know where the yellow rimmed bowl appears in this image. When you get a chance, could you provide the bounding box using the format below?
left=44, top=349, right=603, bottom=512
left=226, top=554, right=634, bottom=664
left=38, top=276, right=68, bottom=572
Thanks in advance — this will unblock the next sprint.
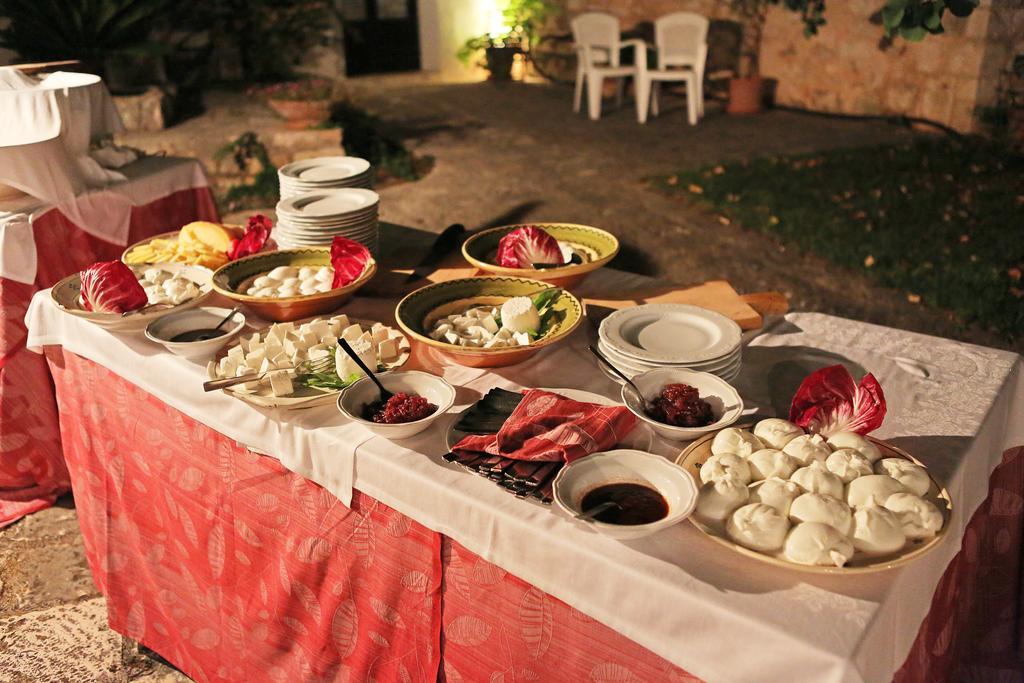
left=461, top=223, right=619, bottom=289
left=211, top=248, right=376, bottom=322
left=395, top=276, right=583, bottom=368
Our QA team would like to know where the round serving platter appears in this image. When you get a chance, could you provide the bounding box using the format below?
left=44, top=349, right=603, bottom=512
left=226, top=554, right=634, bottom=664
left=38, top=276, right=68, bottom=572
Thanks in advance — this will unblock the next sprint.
left=675, top=433, right=952, bottom=574
left=208, top=316, right=410, bottom=409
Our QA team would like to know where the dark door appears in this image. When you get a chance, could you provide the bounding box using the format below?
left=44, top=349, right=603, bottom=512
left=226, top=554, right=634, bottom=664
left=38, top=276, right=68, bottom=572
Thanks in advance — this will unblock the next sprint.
left=341, top=0, right=421, bottom=75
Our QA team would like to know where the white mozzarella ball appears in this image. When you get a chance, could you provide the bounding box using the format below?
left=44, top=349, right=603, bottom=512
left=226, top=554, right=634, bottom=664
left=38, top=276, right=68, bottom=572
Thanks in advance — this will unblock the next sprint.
left=699, top=452, right=752, bottom=485
left=727, top=503, right=790, bottom=552
left=827, top=431, right=882, bottom=463
left=846, top=474, right=906, bottom=508
left=298, top=266, right=317, bottom=280
left=783, top=434, right=832, bottom=466
left=315, top=267, right=334, bottom=283
left=253, top=275, right=276, bottom=288
left=874, top=458, right=930, bottom=497
left=883, top=493, right=943, bottom=540
left=825, top=448, right=874, bottom=484
left=314, top=280, right=331, bottom=293
left=791, top=464, right=844, bottom=500
left=784, top=522, right=855, bottom=567
left=710, top=428, right=764, bottom=458
left=696, top=477, right=749, bottom=523
left=747, top=449, right=799, bottom=481
left=268, top=266, right=298, bottom=280
left=789, top=492, right=854, bottom=535
left=851, top=503, right=906, bottom=555
left=749, top=477, right=802, bottom=517
left=753, top=419, right=804, bottom=450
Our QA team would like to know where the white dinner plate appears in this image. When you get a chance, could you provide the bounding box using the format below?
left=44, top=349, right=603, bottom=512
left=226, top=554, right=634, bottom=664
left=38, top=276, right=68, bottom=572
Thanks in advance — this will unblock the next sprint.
left=598, top=358, right=742, bottom=385
left=599, top=304, right=741, bottom=365
left=596, top=338, right=740, bottom=373
left=277, top=189, right=379, bottom=219
left=280, top=156, right=371, bottom=181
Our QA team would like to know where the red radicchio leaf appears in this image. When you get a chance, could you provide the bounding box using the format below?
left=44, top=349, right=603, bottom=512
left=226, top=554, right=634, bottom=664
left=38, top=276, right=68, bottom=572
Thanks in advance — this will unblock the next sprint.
left=227, top=214, right=272, bottom=261
left=788, top=364, right=886, bottom=437
left=495, top=226, right=564, bottom=268
left=330, top=236, right=371, bottom=288
left=79, top=261, right=148, bottom=314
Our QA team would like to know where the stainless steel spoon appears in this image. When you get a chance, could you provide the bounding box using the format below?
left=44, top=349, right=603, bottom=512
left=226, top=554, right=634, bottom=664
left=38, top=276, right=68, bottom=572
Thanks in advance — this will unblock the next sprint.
left=587, top=344, right=656, bottom=414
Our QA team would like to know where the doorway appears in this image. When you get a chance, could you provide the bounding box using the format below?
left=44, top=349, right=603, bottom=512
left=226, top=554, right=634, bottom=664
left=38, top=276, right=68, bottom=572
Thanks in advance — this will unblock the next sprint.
left=341, top=0, right=422, bottom=75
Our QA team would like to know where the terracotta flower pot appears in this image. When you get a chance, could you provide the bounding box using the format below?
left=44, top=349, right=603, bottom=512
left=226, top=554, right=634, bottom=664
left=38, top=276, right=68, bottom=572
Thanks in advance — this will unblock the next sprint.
left=267, top=98, right=331, bottom=129
left=727, top=76, right=765, bottom=115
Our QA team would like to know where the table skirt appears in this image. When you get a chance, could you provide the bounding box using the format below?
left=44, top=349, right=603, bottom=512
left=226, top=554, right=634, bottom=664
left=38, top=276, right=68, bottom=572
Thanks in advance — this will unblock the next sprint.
left=45, top=348, right=1024, bottom=681
left=0, top=186, right=218, bottom=527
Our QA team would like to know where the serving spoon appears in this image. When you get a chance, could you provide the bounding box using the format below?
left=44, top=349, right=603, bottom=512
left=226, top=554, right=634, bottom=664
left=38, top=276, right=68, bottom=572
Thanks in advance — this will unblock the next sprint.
left=337, top=338, right=392, bottom=402
left=533, top=253, right=583, bottom=269
left=574, top=500, right=621, bottom=522
left=188, top=306, right=241, bottom=342
left=587, top=344, right=656, bottom=414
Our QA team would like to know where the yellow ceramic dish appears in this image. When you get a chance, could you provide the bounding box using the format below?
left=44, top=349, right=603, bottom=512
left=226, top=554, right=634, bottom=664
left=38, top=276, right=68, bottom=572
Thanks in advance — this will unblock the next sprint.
left=211, top=248, right=376, bottom=322
left=395, top=276, right=583, bottom=368
left=461, top=223, right=619, bottom=289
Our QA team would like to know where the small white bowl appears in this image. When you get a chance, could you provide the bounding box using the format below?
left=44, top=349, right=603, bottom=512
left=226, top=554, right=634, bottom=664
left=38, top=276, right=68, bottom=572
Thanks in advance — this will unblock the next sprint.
left=553, top=449, right=698, bottom=540
left=621, top=368, right=744, bottom=442
left=338, top=371, right=455, bottom=440
left=144, top=306, right=246, bottom=362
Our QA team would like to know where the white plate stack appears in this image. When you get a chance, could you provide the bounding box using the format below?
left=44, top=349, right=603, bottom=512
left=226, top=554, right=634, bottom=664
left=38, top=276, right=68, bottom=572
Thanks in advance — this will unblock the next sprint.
left=596, top=303, right=743, bottom=384
left=274, top=188, right=380, bottom=256
left=278, top=156, right=373, bottom=200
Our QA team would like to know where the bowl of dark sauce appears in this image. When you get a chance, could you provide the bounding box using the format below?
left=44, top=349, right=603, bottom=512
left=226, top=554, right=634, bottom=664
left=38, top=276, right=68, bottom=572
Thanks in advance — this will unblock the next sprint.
left=145, top=306, right=246, bottom=362
left=553, top=449, right=698, bottom=540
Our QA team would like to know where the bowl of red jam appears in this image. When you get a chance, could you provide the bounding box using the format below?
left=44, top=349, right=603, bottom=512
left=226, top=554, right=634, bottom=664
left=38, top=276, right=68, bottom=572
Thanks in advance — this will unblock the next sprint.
left=621, top=368, right=744, bottom=441
left=338, top=371, right=455, bottom=439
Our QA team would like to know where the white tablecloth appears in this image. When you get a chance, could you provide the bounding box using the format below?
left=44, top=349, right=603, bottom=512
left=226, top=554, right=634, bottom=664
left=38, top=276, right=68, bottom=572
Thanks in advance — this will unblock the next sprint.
left=24, top=277, right=1024, bottom=683
left=0, top=156, right=211, bottom=284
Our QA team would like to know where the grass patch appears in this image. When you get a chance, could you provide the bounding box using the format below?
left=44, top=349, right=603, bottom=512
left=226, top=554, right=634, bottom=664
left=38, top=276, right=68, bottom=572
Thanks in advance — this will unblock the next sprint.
left=654, top=138, right=1024, bottom=342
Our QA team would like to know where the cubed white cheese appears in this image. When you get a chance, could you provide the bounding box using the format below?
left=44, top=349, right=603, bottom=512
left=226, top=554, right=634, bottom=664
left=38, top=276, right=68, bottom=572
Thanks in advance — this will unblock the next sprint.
left=299, top=331, right=319, bottom=349
left=308, top=347, right=331, bottom=361
left=227, top=346, right=245, bottom=362
left=513, top=332, right=531, bottom=346
left=258, top=358, right=273, bottom=375
left=269, top=371, right=293, bottom=397
left=322, top=334, right=338, bottom=348
left=371, top=325, right=389, bottom=345
left=206, top=360, right=217, bottom=377
left=481, top=315, right=499, bottom=334
left=282, top=339, right=297, bottom=358
left=377, top=337, right=399, bottom=361
left=357, top=330, right=373, bottom=346
left=308, top=319, right=330, bottom=338
left=443, top=330, right=460, bottom=345
left=245, top=348, right=266, bottom=369
left=341, top=324, right=363, bottom=342
left=271, top=352, right=291, bottom=368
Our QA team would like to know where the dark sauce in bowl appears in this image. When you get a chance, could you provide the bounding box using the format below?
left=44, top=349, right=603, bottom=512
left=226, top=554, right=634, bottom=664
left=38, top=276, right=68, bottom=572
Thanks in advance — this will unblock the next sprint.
left=170, top=329, right=227, bottom=343
left=580, top=482, right=669, bottom=525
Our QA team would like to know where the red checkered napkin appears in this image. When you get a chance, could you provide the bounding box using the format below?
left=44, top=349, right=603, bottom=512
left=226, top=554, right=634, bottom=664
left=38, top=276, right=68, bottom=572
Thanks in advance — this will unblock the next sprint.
left=452, top=389, right=638, bottom=463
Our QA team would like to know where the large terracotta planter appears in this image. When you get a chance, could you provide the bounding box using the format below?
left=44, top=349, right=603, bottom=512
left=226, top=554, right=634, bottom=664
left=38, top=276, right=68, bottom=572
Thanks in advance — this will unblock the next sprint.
left=267, top=98, right=331, bottom=129
left=727, top=76, right=765, bottom=115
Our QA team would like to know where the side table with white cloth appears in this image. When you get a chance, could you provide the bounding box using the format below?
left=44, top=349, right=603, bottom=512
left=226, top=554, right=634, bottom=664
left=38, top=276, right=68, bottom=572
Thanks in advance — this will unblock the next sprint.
left=0, top=155, right=219, bottom=527
left=21, top=224, right=1024, bottom=681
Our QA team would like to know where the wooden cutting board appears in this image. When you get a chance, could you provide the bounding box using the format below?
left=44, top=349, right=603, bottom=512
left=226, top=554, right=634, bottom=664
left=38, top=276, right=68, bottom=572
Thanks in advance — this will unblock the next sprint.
left=584, top=280, right=763, bottom=331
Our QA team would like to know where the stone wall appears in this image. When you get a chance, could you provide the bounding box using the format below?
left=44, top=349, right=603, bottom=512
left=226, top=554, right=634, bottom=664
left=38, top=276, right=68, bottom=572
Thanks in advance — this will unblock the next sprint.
left=556, top=0, right=1024, bottom=132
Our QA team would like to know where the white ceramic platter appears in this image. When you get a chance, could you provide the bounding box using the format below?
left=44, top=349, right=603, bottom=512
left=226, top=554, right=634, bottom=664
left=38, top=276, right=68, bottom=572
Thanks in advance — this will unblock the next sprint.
left=51, top=263, right=214, bottom=330
left=280, top=156, right=371, bottom=181
left=277, top=189, right=379, bottom=219
left=600, top=304, right=741, bottom=365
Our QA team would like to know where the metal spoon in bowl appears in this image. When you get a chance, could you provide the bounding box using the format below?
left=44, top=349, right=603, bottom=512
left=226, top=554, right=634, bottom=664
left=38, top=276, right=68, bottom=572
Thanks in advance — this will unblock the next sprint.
left=337, top=338, right=392, bottom=402
left=188, top=306, right=241, bottom=342
left=574, top=500, right=621, bottom=522
left=533, top=253, right=583, bottom=269
left=587, top=345, right=656, bottom=414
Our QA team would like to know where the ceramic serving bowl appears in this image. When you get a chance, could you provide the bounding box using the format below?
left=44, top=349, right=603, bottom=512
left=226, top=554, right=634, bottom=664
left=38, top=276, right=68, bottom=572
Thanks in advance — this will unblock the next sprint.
left=461, top=223, right=619, bottom=289
left=144, top=306, right=246, bottom=362
left=211, top=248, right=376, bottom=322
left=553, top=449, right=699, bottom=540
left=50, top=263, right=214, bottom=330
left=621, top=368, right=744, bottom=442
left=395, top=276, right=583, bottom=368
left=338, top=371, right=456, bottom=440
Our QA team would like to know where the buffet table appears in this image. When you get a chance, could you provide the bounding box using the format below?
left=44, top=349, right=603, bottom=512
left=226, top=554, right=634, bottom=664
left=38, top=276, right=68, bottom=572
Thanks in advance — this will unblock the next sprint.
left=0, top=156, right=218, bottom=527
left=22, top=240, right=1024, bottom=681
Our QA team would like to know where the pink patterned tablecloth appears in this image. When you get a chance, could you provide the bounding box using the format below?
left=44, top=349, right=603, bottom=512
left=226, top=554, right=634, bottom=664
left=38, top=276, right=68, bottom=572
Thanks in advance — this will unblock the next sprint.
left=41, top=348, right=1024, bottom=682
left=0, top=183, right=218, bottom=527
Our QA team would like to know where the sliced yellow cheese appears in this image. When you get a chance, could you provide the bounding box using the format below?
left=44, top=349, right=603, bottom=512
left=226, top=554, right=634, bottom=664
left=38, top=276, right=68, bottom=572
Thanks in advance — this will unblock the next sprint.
left=180, top=221, right=234, bottom=253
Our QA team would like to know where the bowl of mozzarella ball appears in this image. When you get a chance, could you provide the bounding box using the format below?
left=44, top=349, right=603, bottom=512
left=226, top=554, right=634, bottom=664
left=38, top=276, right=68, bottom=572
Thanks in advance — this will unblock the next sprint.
left=680, top=420, right=950, bottom=573
left=211, top=248, right=376, bottom=322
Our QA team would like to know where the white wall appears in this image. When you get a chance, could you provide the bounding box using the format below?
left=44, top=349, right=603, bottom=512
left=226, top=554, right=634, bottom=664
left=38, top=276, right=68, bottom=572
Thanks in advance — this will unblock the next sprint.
left=418, top=0, right=505, bottom=76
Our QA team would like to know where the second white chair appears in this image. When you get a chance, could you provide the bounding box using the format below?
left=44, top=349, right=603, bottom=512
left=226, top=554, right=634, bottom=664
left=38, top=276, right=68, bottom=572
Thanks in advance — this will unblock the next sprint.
left=571, top=12, right=648, bottom=121
left=635, top=12, right=709, bottom=125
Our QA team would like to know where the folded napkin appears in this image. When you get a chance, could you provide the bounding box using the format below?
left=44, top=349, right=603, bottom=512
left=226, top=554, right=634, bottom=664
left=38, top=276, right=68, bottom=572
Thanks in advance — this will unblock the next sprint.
left=452, top=389, right=638, bottom=463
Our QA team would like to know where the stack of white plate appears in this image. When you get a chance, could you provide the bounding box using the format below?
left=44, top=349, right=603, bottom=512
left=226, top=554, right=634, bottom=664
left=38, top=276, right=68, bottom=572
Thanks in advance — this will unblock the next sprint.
left=597, top=304, right=743, bottom=384
left=278, top=156, right=373, bottom=200
left=274, top=188, right=380, bottom=255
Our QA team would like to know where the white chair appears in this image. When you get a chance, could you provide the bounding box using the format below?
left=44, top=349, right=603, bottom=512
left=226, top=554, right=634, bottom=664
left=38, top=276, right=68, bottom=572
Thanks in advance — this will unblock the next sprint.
left=635, top=12, right=709, bottom=125
left=571, top=12, right=647, bottom=121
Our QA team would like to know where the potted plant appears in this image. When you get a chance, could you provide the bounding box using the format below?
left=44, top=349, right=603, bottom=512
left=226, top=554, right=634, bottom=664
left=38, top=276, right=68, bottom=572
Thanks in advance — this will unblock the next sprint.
left=457, top=0, right=558, bottom=80
left=251, top=78, right=334, bottom=129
